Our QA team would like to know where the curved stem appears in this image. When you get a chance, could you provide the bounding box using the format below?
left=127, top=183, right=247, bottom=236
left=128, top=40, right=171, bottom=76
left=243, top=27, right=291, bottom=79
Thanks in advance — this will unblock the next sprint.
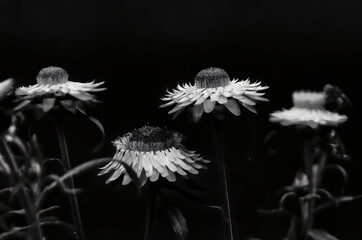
left=53, top=119, right=85, bottom=240
left=1, top=138, right=43, bottom=240
left=211, top=121, right=234, bottom=240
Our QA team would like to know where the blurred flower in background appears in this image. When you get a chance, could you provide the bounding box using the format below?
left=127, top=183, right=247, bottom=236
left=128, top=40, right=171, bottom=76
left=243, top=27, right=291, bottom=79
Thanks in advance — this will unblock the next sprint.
left=98, top=125, right=208, bottom=187
left=15, top=66, right=106, bottom=114
left=270, top=90, right=347, bottom=128
left=0, top=79, right=15, bottom=134
left=160, top=67, right=268, bottom=122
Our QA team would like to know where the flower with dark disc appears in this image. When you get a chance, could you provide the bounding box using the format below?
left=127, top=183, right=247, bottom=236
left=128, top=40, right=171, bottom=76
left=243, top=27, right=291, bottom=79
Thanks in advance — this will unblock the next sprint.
left=15, top=66, right=106, bottom=113
left=270, top=90, right=347, bottom=128
left=98, top=126, right=209, bottom=187
left=160, top=67, right=269, bottom=122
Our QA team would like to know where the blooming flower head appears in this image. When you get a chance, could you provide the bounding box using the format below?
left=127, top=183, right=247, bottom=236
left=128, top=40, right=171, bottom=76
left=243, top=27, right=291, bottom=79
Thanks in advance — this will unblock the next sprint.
left=15, top=66, right=106, bottom=113
left=160, top=67, right=269, bottom=122
left=98, top=125, right=208, bottom=187
left=270, top=90, right=347, bottom=128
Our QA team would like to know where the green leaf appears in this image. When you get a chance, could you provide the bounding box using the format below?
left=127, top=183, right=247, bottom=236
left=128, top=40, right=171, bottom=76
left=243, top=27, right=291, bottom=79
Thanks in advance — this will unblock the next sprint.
left=308, top=229, right=338, bottom=240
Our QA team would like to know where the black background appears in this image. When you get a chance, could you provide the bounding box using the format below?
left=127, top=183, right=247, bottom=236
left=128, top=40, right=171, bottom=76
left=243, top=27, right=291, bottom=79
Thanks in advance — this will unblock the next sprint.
left=1, top=0, right=362, bottom=239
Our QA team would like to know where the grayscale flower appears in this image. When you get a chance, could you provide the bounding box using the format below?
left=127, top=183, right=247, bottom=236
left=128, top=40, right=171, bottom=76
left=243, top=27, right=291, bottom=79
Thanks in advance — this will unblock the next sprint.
left=160, top=67, right=268, bottom=122
left=15, top=66, right=106, bottom=113
left=270, top=91, right=347, bottom=128
left=98, top=126, right=208, bottom=187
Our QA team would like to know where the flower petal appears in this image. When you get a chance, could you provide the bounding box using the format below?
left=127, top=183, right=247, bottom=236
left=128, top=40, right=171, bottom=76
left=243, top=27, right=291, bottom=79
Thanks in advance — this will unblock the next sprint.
left=165, top=170, right=177, bottom=182
left=224, top=99, right=241, bottom=116
left=122, top=174, right=132, bottom=185
left=42, top=98, right=56, bottom=112
left=217, top=95, right=228, bottom=104
left=203, top=99, right=216, bottom=113
left=210, top=92, right=219, bottom=102
left=194, top=96, right=206, bottom=105
left=149, top=170, right=159, bottom=182
left=107, top=168, right=124, bottom=183
left=242, top=103, right=257, bottom=114
left=192, top=104, right=204, bottom=122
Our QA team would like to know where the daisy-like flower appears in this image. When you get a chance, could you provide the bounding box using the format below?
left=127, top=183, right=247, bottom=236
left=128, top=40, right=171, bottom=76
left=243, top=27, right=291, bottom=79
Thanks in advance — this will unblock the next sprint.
left=15, top=66, right=106, bottom=113
left=98, top=125, right=208, bottom=187
left=160, top=67, right=269, bottom=122
left=270, top=91, right=347, bottom=128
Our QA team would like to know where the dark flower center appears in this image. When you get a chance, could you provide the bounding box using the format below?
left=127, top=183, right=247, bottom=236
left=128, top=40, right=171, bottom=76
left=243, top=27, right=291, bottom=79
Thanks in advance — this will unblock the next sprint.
left=194, top=67, right=230, bottom=88
left=130, top=126, right=173, bottom=143
left=124, top=125, right=181, bottom=152
left=36, top=66, right=69, bottom=85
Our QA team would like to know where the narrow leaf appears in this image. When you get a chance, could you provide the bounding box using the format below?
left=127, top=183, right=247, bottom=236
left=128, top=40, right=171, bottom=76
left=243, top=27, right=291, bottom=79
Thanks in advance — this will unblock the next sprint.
left=38, top=206, right=60, bottom=217
left=160, top=192, right=188, bottom=240
left=308, top=229, right=338, bottom=240
left=0, top=226, right=28, bottom=240
left=42, top=158, right=140, bottom=199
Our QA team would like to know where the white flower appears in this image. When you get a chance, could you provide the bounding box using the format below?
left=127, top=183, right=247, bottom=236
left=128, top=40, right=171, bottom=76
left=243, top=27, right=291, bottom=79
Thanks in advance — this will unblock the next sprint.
left=15, top=66, right=106, bottom=113
left=98, top=126, right=209, bottom=187
left=160, top=67, right=269, bottom=122
left=270, top=90, right=347, bottom=128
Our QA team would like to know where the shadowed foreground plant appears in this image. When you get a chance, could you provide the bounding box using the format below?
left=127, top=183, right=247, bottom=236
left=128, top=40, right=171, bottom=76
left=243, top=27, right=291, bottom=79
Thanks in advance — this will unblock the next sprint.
left=0, top=127, right=137, bottom=239
left=259, top=85, right=361, bottom=240
left=160, top=67, right=269, bottom=240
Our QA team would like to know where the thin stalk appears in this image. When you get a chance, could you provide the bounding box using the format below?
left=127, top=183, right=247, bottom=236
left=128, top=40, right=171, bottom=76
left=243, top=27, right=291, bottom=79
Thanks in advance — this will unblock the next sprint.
left=210, top=121, right=234, bottom=240
left=54, top=119, right=85, bottom=240
left=1, top=138, right=43, bottom=240
left=144, top=184, right=157, bottom=240
left=302, top=138, right=320, bottom=239
left=286, top=217, right=297, bottom=240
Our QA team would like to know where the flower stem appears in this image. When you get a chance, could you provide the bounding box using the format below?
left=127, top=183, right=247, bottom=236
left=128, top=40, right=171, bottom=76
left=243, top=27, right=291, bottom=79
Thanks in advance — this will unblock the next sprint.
left=211, top=121, right=234, bottom=240
left=1, top=138, right=43, bottom=240
left=144, top=184, right=157, bottom=240
left=54, top=119, right=85, bottom=240
left=287, top=217, right=297, bottom=240
left=303, top=139, right=314, bottom=236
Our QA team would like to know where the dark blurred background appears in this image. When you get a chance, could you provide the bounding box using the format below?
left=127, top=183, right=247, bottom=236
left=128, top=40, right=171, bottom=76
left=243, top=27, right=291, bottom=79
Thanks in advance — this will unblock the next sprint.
left=1, top=0, right=362, bottom=239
